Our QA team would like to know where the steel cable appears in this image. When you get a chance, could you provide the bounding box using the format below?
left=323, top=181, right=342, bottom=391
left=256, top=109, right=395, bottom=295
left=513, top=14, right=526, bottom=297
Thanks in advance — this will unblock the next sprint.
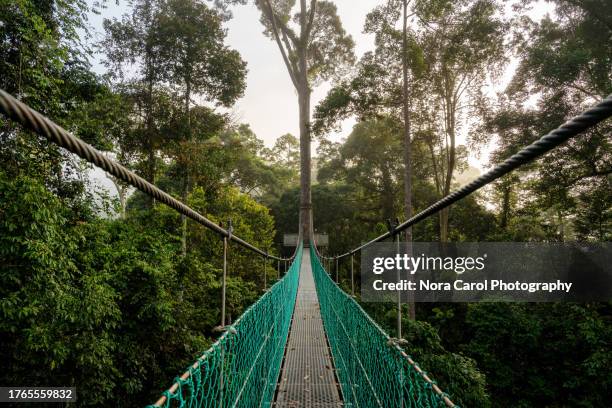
left=0, top=88, right=292, bottom=261
left=333, top=94, right=612, bottom=259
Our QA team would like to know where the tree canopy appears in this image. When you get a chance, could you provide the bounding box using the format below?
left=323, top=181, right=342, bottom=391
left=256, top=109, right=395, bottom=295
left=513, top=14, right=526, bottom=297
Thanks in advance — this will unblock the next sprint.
left=0, top=0, right=609, bottom=406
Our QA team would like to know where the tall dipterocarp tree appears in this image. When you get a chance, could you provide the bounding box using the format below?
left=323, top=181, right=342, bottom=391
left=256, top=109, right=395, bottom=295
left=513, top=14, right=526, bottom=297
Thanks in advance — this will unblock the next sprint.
left=400, top=0, right=413, bottom=247
left=103, top=0, right=164, bottom=202
left=156, top=0, right=246, bottom=255
left=363, top=0, right=427, bottom=321
left=252, top=0, right=355, bottom=241
left=314, top=2, right=428, bottom=228
left=313, top=0, right=425, bottom=320
left=416, top=0, right=506, bottom=242
left=483, top=0, right=612, bottom=241
left=366, top=0, right=420, bottom=240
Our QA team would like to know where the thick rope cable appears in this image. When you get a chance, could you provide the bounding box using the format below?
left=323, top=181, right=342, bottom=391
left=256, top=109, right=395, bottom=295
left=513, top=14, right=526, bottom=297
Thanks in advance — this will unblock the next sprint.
left=0, top=89, right=293, bottom=261
left=332, top=94, right=612, bottom=259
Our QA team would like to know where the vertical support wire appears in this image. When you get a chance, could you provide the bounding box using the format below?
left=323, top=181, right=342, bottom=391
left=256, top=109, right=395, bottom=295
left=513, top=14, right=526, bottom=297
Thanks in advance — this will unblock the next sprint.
left=396, top=233, right=402, bottom=340
left=351, top=254, right=355, bottom=297
left=335, top=257, right=339, bottom=283
left=221, top=229, right=229, bottom=328
left=264, top=254, right=268, bottom=291
left=220, top=219, right=232, bottom=407
left=387, top=217, right=402, bottom=340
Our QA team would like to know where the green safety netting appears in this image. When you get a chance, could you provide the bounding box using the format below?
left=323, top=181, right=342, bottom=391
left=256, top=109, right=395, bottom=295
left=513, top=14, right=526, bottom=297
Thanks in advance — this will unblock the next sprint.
left=149, top=245, right=302, bottom=408
left=309, top=246, right=456, bottom=408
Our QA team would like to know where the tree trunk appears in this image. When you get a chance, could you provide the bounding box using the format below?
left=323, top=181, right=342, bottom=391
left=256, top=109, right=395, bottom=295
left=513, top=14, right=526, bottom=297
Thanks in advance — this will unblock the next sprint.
left=181, top=171, right=189, bottom=256
left=381, top=164, right=395, bottom=222
left=261, top=0, right=315, bottom=245
left=147, top=138, right=155, bottom=183
left=181, top=80, right=191, bottom=257
left=440, top=83, right=456, bottom=243
left=298, top=63, right=312, bottom=245
left=111, top=178, right=128, bottom=218
left=144, top=0, right=155, bottom=208
left=439, top=208, right=449, bottom=242
left=145, top=78, right=156, bottom=208
left=401, top=0, right=415, bottom=321
left=500, top=182, right=511, bottom=229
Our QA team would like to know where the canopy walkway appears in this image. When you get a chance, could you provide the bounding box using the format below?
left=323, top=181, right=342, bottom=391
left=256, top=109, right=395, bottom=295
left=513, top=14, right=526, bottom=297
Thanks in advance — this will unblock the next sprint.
left=0, top=89, right=610, bottom=408
left=275, top=250, right=342, bottom=407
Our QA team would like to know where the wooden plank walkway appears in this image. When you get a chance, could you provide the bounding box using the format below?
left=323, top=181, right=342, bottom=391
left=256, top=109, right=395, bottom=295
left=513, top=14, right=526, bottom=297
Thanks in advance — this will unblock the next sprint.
left=274, top=251, right=342, bottom=407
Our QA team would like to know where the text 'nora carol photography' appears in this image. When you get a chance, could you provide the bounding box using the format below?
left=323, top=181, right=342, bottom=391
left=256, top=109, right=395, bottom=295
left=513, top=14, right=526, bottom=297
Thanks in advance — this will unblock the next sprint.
left=372, top=278, right=573, bottom=293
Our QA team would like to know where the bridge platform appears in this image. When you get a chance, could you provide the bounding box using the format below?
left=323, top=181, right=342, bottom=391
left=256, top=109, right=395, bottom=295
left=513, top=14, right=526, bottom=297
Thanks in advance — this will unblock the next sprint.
left=274, top=251, right=342, bottom=407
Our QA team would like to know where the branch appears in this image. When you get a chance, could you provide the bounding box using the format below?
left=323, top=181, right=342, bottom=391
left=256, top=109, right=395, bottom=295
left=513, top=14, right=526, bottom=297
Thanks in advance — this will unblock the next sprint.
left=562, top=0, right=612, bottom=32
left=426, top=137, right=442, bottom=195
left=305, top=0, right=317, bottom=39
left=453, top=74, right=468, bottom=103
left=276, top=16, right=299, bottom=46
left=561, top=168, right=612, bottom=187
left=261, top=0, right=299, bottom=88
left=565, top=83, right=600, bottom=100
left=280, top=28, right=300, bottom=76
left=266, top=0, right=299, bottom=46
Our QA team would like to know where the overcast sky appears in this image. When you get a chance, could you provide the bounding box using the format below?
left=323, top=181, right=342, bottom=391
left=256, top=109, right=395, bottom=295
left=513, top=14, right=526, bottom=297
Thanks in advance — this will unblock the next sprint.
left=221, top=1, right=382, bottom=144
left=87, top=1, right=378, bottom=144
left=86, top=0, right=553, bottom=181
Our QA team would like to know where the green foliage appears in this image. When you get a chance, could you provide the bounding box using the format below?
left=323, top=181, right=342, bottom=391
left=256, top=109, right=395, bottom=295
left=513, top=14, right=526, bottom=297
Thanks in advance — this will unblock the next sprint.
left=0, top=2, right=277, bottom=398
left=0, top=173, right=119, bottom=404
left=0, top=0, right=123, bottom=194
left=319, top=118, right=403, bottom=221
left=465, top=303, right=612, bottom=407
left=0, top=166, right=280, bottom=405
left=1, top=1, right=610, bottom=407
left=156, top=0, right=247, bottom=107
left=401, top=319, right=490, bottom=407
left=310, top=117, right=497, bottom=245
left=255, top=0, right=355, bottom=84
left=484, top=0, right=612, bottom=241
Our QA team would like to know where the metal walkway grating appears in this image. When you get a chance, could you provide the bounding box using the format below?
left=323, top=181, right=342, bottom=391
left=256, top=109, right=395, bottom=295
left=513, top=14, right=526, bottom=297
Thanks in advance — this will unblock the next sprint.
left=274, top=251, right=343, bottom=407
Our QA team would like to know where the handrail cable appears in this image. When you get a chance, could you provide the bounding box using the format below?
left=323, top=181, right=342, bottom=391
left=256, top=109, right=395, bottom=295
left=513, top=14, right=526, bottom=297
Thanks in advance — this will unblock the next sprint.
left=329, top=94, right=612, bottom=260
left=0, top=89, right=294, bottom=262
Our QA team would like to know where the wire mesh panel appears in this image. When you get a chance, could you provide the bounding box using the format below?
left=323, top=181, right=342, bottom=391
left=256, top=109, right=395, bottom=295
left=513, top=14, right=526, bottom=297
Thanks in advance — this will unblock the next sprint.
left=149, top=246, right=303, bottom=408
left=309, top=247, right=456, bottom=408
left=275, top=250, right=342, bottom=406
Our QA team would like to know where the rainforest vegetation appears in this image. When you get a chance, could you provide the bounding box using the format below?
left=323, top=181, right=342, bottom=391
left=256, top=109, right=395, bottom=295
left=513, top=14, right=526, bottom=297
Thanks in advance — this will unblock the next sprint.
left=0, top=0, right=610, bottom=406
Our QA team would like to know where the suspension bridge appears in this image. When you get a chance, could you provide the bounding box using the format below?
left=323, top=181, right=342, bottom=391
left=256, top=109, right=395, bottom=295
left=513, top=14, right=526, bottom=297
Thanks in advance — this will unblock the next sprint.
left=1, top=89, right=610, bottom=407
